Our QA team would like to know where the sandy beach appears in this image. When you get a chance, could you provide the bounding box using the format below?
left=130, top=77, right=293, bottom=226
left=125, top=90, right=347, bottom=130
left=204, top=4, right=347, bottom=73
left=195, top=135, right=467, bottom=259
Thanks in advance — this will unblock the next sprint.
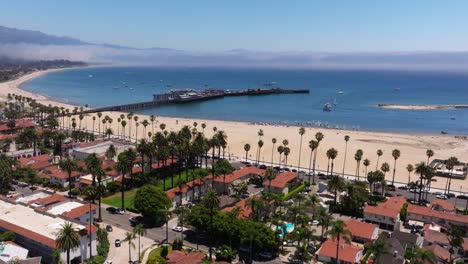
left=2, top=69, right=468, bottom=192
left=378, top=103, right=468, bottom=110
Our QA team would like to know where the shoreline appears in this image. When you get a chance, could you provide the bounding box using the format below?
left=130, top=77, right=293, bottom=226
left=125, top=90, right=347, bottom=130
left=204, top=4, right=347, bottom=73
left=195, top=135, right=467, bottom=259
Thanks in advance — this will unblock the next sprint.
left=377, top=103, right=468, bottom=110
left=1, top=68, right=468, bottom=191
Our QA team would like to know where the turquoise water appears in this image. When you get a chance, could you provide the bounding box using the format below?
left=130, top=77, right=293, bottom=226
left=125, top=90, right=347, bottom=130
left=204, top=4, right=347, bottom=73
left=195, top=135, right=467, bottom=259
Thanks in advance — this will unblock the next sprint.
left=277, top=223, right=295, bottom=237
left=23, top=66, right=468, bottom=134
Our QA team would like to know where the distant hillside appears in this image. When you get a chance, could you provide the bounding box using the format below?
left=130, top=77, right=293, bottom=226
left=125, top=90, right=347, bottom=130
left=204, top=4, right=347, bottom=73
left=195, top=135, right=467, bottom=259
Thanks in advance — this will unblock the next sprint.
left=0, top=25, right=88, bottom=45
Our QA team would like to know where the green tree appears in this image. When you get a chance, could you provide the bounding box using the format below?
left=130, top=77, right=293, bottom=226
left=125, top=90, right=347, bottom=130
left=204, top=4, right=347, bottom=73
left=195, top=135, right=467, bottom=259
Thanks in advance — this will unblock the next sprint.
left=215, top=245, right=237, bottom=263
left=426, top=149, right=434, bottom=164
left=308, top=140, right=319, bottom=185
left=328, top=220, right=352, bottom=264
left=408, top=247, right=437, bottom=264
left=133, top=185, right=171, bottom=223
left=297, top=127, right=306, bottom=173
left=244, top=143, right=251, bottom=162
left=354, top=149, right=363, bottom=181
left=23, top=166, right=39, bottom=190
left=447, top=225, right=465, bottom=263
left=328, top=175, right=345, bottom=204
left=123, top=231, right=136, bottom=263
left=326, top=148, right=338, bottom=176
left=59, top=159, right=77, bottom=198
left=391, top=149, right=401, bottom=186
left=202, top=189, right=220, bottom=261
left=55, top=222, right=80, bottom=264
left=445, top=157, right=459, bottom=196
left=105, top=144, right=116, bottom=160
left=366, top=238, right=388, bottom=262
left=214, top=159, right=234, bottom=194
left=363, top=159, right=370, bottom=178
left=376, top=149, right=383, bottom=170
left=342, top=135, right=350, bottom=177
left=133, top=224, right=146, bottom=263
left=406, top=164, right=414, bottom=185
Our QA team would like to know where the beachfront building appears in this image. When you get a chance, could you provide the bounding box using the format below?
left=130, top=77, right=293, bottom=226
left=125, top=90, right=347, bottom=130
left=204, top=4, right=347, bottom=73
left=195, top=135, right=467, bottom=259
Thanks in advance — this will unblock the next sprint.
left=407, top=201, right=468, bottom=229
left=263, top=171, right=298, bottom=194
left=70, top=140, right=132, bottom=161
left=0, top=197, right=97, bottom=263
left=344, top=219, right=379, bottom=244
left=316, top=239, right=363, bottom=264
left=212, top=167, right=264, bottom=195
left=363, top=196, right=406, bottom=231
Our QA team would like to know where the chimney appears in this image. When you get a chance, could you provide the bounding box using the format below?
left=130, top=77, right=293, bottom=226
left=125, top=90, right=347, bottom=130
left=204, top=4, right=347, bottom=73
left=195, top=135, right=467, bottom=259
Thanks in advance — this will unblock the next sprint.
left=393, top=251, right=398, bottom=257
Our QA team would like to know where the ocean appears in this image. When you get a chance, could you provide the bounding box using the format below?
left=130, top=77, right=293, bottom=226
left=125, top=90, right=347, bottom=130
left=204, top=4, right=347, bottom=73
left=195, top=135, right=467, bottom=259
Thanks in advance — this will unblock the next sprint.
left=22, top=66, right=468, bottom=134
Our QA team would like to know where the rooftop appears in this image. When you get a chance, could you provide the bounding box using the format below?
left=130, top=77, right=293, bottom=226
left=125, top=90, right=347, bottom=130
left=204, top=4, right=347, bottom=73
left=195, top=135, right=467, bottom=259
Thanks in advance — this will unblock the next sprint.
left=74, top=140, right=130, bottom=155
left=0, top=199, right=91, bottom=248
left=166, top=250, right=205, bottom=264
left=0, top=120, right=35, bottom=132
left=344, top=219, right=378, bottom=241
left=213, top=166, right=265, bottom=184
left=408, top=204, right=468, bottom=224
left=317, top=239, right=363, bottom=263
left=364, top=196, right=407, bottom=218
left=47, top=201, right=84, bottom=216
left=0, top=241, right=29, bottom=262
left=17, top=154, right=51, bottom=170
left=264, top=171, right=297, bottom=189
left=15, top=191, right=51, bottom=204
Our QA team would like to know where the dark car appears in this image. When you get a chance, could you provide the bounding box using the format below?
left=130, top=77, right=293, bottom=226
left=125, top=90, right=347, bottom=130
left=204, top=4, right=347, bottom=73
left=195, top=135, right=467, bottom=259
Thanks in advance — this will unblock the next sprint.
left=106, top=225, right=113, bottom=232
left=446, top=193, right=456, bottom=198
left=259, top=252, right=275, bottom=260
left=273, top=166, right=281, bottom=171
left=129, top=216, right=144, bottom=225
left=114, top=239, right=121, bottom=247
left=291, top=169, right=298, bottom=172
left=106, top=207, right=117, bottom=214
left=457, top=195, right=468, bottom=200
left=283, top=167, right=291, bottom=172
left=385, top=193, right=395, bottom=197
left=398, top=186, right=408, bottom=190
left=9, top=186, right=16, bottom=192
left=258, top=164, right=267, bottom=169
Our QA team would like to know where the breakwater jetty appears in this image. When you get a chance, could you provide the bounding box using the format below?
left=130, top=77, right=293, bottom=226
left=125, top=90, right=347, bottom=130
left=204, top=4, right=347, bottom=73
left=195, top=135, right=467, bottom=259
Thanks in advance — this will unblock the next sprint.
left=83, top=88, right=309, bottom=113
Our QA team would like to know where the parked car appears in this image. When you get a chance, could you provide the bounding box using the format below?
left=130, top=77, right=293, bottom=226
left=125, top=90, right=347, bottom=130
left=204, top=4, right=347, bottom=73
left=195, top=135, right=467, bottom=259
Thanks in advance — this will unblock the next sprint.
left=258, top=164, right=267, bottom=169
left=9, top=186, right=16, bottom=192
left=457, top=195, right=468, bottom=200
left=259, top=252, right=275, bottom=259
left=309, top=220, right=320, bottom=225
left=398, top=186, right=408, bottom=190
left=172, top=226, right=183, bottom=232
left=446, top=193, right=455, bottom=198
left=432, top=191, right=443, bottom=196
left=106, top=207, right=117, bottom=214
left=385, top=193, right=395, bottom=197
left=114, top=239, right=121, bottom=247
left=436, top=194, right=448, bottom=200
left=291, top=169, right=298, bottom=172
left=106, top=225, right=113, bottom=232
left=129, top=216, right=143, bottom=225
left=115, top=208, right=125, bottom=215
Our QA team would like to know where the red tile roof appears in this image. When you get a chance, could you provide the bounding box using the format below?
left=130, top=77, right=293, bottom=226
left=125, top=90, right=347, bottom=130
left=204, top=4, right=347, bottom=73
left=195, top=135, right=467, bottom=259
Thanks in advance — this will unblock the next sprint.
left=344, top=219, right=378, bottom=241
left=264, top=171, right=297, bottom=189
left=213, top=167, right=265, bottom=184
left=364, top=196, right=407, bottom=218
left=0, top=219, right=56, bottom=248
left=28, top=193, right=66, bottom=207
left=18, top=154, right=52, bottom=170
left=408, top=204, right=468, bottom=224
left=166, top=250, right=205, bottom=264
left=0, top=120, right=35, bottom=132
left=423, top=244, right=450, bottom=262
left=151, top=159, right=177, bottom=170
left=0, top=133, right=18, bottom=140
left=165, top=179, right=202, bottom=199
left=318, top=239, right=363, bottom=263
left=222, top=197, right=254, bottom=219
left=431, top=199, right=456, bottom=212
left=40, top=166, right=81, bottom=180
left=78, top=178, right=93, bottom=185
left=62, top=203, right=98, bottom=219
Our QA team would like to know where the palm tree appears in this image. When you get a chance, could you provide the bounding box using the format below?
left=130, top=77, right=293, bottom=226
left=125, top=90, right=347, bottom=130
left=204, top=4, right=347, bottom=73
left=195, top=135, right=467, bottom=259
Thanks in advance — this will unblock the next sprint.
left=265, top=167, right=277, bottom=192
left=142, top=119, right=149, bottom=140
left=447, top=225, right=465, bottom=263
left=255, top=129, right=264, bottom=164
left=409, top=247, right=437, bottom=264
left=116, top=151, right=133, bottom=211
left=415, top=162, right=428, bottom=205
left=123, top=231, right=136, bottom=263
left=326, top=148, right=338, bottom=176
left=257, top=140, right=264, bottom=164
left=376, top=149, right=383, bottom=170
left=328, top=175, right=345, bottom=204
left=133, top=224, right=146, bottom=263
left=318, top=206, right=333, bottom=240
left=354, top=149, right=363, bottom=181
left=363, top=159, right=370, bottom=179
left=308, top=140, right=319, bottom=184
left=406, top=164, right=414, bottom=185
left=97, top=112, right=102, bottom=135
left=328, top=220, right=352, bottom=264
left=271, top=138, right=277, bottom=165
left=55, top=222, right=80, bottom=264
left=121, top=120, right=127, bottom=140
left=105, top=144, right=117, bottom=161
left=391, top=149, right=401, bottom=186
left=426, top=149, right=434, bottom=165
left=203, top=189, right=219, bottom=262
left=381, top=162, right=390, bottom=182
left=342, top=135, right=350, bottom=177
left=314, top=132, right=324, bottom=174
left=297, top=127, right=306, bottom=172
left=244, top=143, right=251, bottom=162
left=283, top=147, right=290, bottom=166
left=277, top=145, right=284, bottom=165
left=59, top=159, right=77, bottom=198
left=445, top=157, right=459, bottom=196
left=92, top=116, right=96, bottom=133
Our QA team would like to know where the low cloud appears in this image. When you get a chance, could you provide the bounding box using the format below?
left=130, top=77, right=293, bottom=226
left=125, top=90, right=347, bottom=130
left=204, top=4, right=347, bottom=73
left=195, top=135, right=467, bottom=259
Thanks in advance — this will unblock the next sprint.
left=1, top=43, right=468, bottom=71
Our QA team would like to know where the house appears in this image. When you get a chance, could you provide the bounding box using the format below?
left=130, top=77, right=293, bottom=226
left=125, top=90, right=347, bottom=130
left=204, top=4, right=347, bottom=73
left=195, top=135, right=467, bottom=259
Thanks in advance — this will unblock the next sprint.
left=363, top=196, right=406, bottom=231
left=166, top=250, right=205, bottom=264
left=407, top=203, right=468, bottom=229
left=431, top=199, right=456, bottom=213
left=39, top=165, right=82, bottom=187
left=0, top=197, right=97, bottom=264
left=17, top=154, right=52, bottom=170
left=374, top=232, right=405, bottom=264
left=422, top=223, right=468, bottom=260
left=212, top=166, right=264, bottom=195
left=423, top=244, right=450, bottom=264
left=165, top=178, right=210, bottom=208
left=344, top=219, right=379, bottom=244
left=0, top=241, right=29, bottom=262
left=316, top=239, right=363, bottom=264
left=76, top=174, right=113, bottom=190
left=0, top=119, right=35, bottom=134
left=70, top=140, right=132, bottom=161
left=263, top=171, right=298, bottom=194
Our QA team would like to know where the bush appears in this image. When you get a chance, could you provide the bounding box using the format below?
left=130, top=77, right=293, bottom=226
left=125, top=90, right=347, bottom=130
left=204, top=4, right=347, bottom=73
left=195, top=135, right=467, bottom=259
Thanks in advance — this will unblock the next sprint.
left=161, top=246, right=169, bottom=258
left=105, top=181, right=120, bottom=195
left=0, top=231, right=15, bottom=241
left=216, top=245, right=237, bottom=262
left=70, top=188, right=80, bottom=196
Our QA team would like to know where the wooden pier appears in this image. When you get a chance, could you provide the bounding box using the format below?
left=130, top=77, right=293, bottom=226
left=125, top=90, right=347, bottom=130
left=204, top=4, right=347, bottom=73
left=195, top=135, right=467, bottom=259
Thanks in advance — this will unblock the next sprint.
left=82, top=88, right=309, bottom=114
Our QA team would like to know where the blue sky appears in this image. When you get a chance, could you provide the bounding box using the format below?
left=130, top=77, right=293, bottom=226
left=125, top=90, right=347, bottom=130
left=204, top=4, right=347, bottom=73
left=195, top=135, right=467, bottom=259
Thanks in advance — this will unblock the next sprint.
left=1, top=0, right=468, bottom=52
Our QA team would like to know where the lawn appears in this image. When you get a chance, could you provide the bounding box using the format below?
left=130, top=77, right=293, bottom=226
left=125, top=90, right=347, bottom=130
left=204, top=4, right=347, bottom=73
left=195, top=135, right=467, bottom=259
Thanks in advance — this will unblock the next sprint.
left=147, top=246, right=172, bottom=264
left=102, top=188, right=139, bottom=212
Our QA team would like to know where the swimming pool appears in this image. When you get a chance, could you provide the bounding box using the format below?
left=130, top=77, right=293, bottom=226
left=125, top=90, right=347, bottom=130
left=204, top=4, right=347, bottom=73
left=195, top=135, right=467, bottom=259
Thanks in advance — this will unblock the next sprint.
left=277, top=223, right=295, bottom=237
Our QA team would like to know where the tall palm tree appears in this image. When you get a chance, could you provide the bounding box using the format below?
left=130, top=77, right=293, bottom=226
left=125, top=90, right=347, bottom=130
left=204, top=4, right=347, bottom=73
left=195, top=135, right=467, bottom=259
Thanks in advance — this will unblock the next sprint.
left=59, top=159, right=77, bottom=198
left=283, top=147, right=291, bottom=166
left=203, top=189, right=219, bottom=262
left=426, top=149, right=434, bottom=165
left=342, top=135, right=350, bottom=177
left=376, top=149, right=383, bottom=170
left=328, top=175, right=345, bottom=204
left=121, top=120, right=127, bottom=140
left=406, top=164, right=414, bottom=185
left=123, top=231, right=136, bottom=263
left=257, top=140, right=264, bottom=164
left=328, top=220, right=352, bottom=264
left=415, top=162, right=428, bottom=205
left=105, top=144, right=117, bottom=161
left=265, top=167, right=277, bottom=192
left=116, top=151, right=133, bottom=211
left=297, top=127, right=306, bottom=172
left=255, top=129, right=264, bottom=164
left=55, top=222, right=80, bottom=264
left=97, top=112, right=102, bottom=135
left=150, top=115, right=155, bottom=134
left=271, top=138, right=277, bottom=165
left=354, top=149, right=363, bottom=181
left=445, top=157, right=459, bottom=196
left=133, top=224, right=146, bottom=263
left=381, top=162, right=390, bottom=182
left=277, top=145, right=284, bottom=165
left=326, top=148, right=338, bottom=176
left=391, top=149, right=401, bottom=186
left=363, top=159, right=370, bottom=178
left=308, top=140, right=319, bottom=184
left=314, top=132, right=324, bottom=174
left=92, top=116, right=96, bottom=133
left=244, top=143, right=251, bottom=162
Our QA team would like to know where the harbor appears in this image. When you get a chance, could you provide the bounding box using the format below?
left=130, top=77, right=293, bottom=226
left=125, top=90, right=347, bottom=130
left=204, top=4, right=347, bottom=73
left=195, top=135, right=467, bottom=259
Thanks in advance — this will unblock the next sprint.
left=83, top=87, right=309, bottom=113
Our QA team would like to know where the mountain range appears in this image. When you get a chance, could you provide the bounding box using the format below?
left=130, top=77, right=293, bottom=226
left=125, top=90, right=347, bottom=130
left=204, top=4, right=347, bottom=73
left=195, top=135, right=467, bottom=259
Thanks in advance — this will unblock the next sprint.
left=1, top=25, right=468, bottom=70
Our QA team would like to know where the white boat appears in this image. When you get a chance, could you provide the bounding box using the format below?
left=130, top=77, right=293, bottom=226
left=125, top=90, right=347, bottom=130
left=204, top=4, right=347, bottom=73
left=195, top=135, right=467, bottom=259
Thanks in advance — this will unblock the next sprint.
left=323, top=103, right=332, bottom=111
left=338, top=90, right=343, bottom=95
left=88, top=74, right=93, bottom=78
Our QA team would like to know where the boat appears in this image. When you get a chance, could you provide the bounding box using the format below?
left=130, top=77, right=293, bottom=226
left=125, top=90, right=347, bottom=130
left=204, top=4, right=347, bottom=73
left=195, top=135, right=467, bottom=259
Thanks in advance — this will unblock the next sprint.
left=394, top=87, right=401, bottom=91
left=88, top=74, right=93, bottom=78
left=323, top=103, right=332, bottom=112
left=338, top=91, right=343, bottom=95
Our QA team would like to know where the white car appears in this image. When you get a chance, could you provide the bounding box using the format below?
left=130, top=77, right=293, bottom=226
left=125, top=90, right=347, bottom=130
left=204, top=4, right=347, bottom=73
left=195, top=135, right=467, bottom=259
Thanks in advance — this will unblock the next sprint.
left=309, top=220, right=320, bottom=225
left=436, top=194, right=448, bottom=200
left=172, top=226, right=184, bottom=232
